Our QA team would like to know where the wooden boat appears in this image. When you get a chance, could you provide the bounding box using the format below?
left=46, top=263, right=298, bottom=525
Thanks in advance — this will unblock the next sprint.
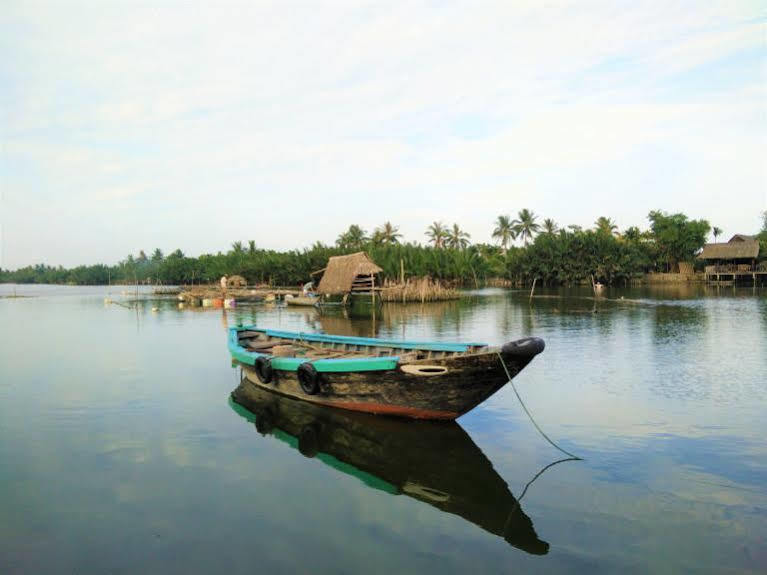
left=230, top=382, right=550, bottom=555
left=228, top=325, right=545, bottom=420
left=285, top=295, right=319, bottom=307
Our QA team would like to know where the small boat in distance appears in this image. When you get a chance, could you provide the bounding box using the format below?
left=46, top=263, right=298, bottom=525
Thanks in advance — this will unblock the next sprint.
left=228, top=326, right=545, bottom=420
left=284, top=295, right=320, bottom=307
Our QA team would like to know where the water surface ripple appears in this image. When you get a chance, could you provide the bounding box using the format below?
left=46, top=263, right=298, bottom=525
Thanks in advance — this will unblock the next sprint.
left=1, top=284, right=765, bottom=574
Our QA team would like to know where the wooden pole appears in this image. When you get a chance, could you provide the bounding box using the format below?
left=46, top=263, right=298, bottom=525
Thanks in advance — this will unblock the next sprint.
left=400, top=258, right=405, bottom=284
left=529, top=277, right=537, bottom=300
left=370, top=273, right=375, bottom=306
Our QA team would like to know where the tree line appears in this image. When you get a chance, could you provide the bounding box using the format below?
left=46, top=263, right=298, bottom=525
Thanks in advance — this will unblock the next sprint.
left=2, top=210, right=764, bottom=287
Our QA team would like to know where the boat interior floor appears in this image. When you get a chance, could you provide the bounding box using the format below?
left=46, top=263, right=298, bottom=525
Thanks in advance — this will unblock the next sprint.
left=237, top=331, right=487, bottom=361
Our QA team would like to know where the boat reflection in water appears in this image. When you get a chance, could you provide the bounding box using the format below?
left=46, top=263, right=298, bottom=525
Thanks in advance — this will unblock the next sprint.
left=230, top=379, right=553, bottom=555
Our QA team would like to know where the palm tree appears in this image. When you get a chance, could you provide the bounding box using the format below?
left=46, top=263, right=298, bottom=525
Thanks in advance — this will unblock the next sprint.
left=336, top=225, right=368, bottom=250
left=446, top=223, right=471, bottom=250
left=248, top=240, right=257, bottom=255
left=542, top=218, right=558, bottom=235
left=512, top=209, right=539, bottom=246
left=492, top=215, right=515, bottom=252
left=230, top=241, right=244, bottom=254
left=595, top=217, right=618, bottom=236
left=623, top=226, right=642, bottom=242
left=425, top=221, right=448, bottom=248
left=712, top=227, right=722, bottom=243
left=373, top=221, right=402, bottom=245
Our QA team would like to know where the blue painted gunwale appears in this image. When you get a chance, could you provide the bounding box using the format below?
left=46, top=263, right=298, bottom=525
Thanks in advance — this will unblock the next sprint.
left=227, top=326, right=488, bottom=373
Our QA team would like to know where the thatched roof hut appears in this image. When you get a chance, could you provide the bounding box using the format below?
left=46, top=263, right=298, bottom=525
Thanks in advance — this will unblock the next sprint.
left=699, top=236, right=760, bottom=262
left=315, top=252, right=383, bottom=295
left=227, top=275, right=247, bottom=288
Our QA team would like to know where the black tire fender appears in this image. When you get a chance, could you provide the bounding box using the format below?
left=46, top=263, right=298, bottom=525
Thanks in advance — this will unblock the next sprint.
left=501, top=337, right=545, bottom=360
left=254, top=356, right=273, bottom=384
left=297, top=362, right=321, bottom=395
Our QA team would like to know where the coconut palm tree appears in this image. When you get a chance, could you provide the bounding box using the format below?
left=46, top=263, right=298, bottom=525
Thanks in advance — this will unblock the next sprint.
left=425, top=221, right=448, bottom=248
left=712, top=226, right=722, bottom=243
left=248, top=240, right=257, bottom=255
left=623, top=226, right=642, bottom=242
left=446, top=223, right=471, bottom=250
left=511, top=209, right=539, bottom=246
left=492, top=215, right=515, bottom=252
left=373, top=221, right=402, bottom=245
left=542, top=218, right=558, bottom=235
left=230, top=241, right=244, bottom=255
left=595, top=217, right=618, bottom=236
left=336, top=225, right=368, bottom=250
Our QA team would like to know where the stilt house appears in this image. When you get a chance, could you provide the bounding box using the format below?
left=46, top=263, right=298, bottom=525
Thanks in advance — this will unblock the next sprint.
left=314, top=252, right=383, bottom=298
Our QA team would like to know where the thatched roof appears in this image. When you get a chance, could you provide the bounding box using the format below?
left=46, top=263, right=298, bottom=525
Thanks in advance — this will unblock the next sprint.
left=729, top=234, right=756, bottom=243
left=316, top=252, right=383, bottom=295
left=699, top=239, right=760, bottom=260
left=227, top=275, right=247, bottom=288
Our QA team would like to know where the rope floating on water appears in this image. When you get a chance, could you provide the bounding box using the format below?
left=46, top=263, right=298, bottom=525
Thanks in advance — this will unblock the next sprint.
left=496, top=352, right=581, bottom=460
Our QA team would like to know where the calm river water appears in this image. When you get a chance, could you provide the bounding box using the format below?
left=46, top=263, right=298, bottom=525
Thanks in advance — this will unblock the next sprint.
left=1, top=284, right=765, bottom=574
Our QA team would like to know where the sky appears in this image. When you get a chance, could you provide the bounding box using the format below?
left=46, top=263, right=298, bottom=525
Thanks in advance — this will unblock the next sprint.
left=1, top=1, right=765, bottom=269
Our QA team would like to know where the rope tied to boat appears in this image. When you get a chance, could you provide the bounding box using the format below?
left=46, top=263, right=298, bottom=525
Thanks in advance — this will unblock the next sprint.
left=496, top=352, right=581, bottom=460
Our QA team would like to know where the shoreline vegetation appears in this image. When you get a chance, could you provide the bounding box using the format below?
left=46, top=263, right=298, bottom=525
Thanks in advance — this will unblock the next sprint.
left=2, top=210, right=766, bottom=289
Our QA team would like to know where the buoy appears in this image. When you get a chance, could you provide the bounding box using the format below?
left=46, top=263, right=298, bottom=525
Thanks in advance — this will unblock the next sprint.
left=151, top=307, right=159, bottom=312
left=212, top=298, right=224, bottom=308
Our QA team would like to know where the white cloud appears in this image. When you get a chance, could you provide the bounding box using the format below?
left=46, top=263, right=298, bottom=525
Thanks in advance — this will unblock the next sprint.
left=1, top=1, right=764, bottom=267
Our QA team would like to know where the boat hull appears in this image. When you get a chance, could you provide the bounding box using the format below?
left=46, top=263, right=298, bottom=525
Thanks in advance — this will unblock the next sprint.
left=237, top=344, right=539, bottom=420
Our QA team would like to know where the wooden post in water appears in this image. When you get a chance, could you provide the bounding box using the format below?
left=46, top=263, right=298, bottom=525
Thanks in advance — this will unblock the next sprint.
left=529, top=277, right=537, bottom=301
left=370, top=273, right=375, bottom=307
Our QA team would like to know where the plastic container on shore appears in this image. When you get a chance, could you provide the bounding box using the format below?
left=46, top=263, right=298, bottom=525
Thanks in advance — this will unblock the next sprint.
left=212, top=298, right=224, bottom=308
left=224, top=298, right=236, bottom=308
left=202, top=298, right=213, bottom=307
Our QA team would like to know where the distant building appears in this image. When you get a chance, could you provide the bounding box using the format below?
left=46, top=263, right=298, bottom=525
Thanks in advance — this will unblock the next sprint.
left=699, top=234, right=760, bottom=267
left=699, top=234, right=763, bottom=284
left=313, top=252, right=383, bottom=297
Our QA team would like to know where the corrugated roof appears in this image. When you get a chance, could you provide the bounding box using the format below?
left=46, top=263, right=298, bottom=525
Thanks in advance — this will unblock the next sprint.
left=316, top=252, right=383, bottom=295
left=699, top=240, right=760, bottom=260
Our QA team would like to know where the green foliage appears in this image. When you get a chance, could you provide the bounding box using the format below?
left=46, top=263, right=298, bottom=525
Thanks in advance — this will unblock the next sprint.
left=372, top=222, right=402, bottom=245
left=542, top=219, right=557, bottom=235
left=758, top=230, right=767, bottom=260
left=492, top=215, right=515, bottom=250
left=647, top=210, right=710, bottom=271
left=425, top=221, right=448, bottom=248
left=511, top=209, right=539, bottom=245
left=336, top=225, right=368, bottom=250
left=446, top=223, right=470, bottom=250
left=507, top=228, right=653, bottom=285
left=595, top=216, right=618, bottom=236
left=0, top=211, right=739, bottom=287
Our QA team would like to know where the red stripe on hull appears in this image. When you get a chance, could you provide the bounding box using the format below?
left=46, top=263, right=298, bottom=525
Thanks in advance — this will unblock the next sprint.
left=312, top=399, right=459, bottom=420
